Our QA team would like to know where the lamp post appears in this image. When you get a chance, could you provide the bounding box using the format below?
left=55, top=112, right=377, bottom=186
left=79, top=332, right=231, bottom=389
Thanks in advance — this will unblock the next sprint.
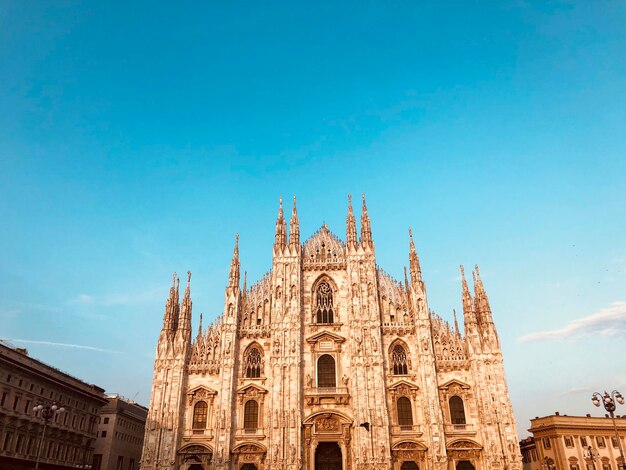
left=33, top=402, right=65, bottom=470
left=592, top=390, right=626, bottom=470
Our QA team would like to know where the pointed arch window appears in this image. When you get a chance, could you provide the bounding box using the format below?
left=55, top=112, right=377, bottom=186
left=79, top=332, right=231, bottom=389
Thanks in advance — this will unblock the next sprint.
left=317, top=354, right=336, bottom=388
left=449, top=395, right=466, bottom=425
left=192, top=401, right=208, bottom=429
left=397, top=396, right=413, bottom=427
left=315, top=281, right=334, bottom=323
left=244, top=346, right=262, bottom=378
left=391, top=344, right=409, bottom=375
left=243, top=400, right=259, bottom=430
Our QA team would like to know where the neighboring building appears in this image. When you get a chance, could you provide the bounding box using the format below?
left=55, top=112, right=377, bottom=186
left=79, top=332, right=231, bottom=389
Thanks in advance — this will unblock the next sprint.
left=0, top=341, right=107, bottom=470
left=142, top=196, right=522, bottom=470
left=521, top=413, right=626, bottom=470
left=93, top=395, right=148, bottom=470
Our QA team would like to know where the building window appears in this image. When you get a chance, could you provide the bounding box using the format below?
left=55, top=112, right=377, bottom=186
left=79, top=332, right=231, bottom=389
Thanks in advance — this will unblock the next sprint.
left=611, top=436, right=619, bottom=448
left=570, top=465, right=579, bottom=470
left=317, top=354, right=336, bottom=388
left=243, top=400, right=259, bottom=430
left=597, top=436, right=606, bottom=448
left=101, top=431, right=107, bottom=438
left=315, top=281, right=334, bottom=323
left=128, top=458, right=135, bottom=470
left=602, top=464, right=611, bottom=470
left=103, top=417, right=109, bottom=424
left=564, top=436, right=574, bottom=447
left=3, top=432, right=12, bottom=451
left=449, top=396, right=466, bottom=425
left=543, top=437, right=551, bottom=449
left=244, top=346, right=262, bottom=378
left=391, top=344, right=408, bottom=375
left=192, top=401, right=208, bottom=429
left=0, top=392, right=6, bottom=408
left=116, top=456, right=123, bottom=470
left=397, top=397, right=413, bottom=427
left=581, top=436, right=588, bottom=447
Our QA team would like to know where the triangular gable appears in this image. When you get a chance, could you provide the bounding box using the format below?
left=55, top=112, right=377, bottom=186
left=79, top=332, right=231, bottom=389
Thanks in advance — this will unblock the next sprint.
left=438, top=379, right=471, bottom=390
left=306, top=330, right=346, bottom=345
left=236, top=383, right=268, bottom=396
left=387, top=379, right=419, bottom=392
left=186, top=385, right=217, bottom=404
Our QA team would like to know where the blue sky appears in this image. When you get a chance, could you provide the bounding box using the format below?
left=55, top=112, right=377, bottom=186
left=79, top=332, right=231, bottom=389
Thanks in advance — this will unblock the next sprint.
left=1, top=1, right=625, bottom=436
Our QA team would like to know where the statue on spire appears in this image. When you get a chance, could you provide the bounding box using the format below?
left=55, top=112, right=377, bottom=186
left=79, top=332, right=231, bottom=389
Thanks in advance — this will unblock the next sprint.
left=360, top=193, right=372, bottom=246
left=275, top=196, right=287, bottom=249
left=346, top=194, right=357, bottom=246
left=408, top=227, right=423, bottom=285
left=289, top=195, right=300, bottom=247
left=229, top=234, right=240, bottom=289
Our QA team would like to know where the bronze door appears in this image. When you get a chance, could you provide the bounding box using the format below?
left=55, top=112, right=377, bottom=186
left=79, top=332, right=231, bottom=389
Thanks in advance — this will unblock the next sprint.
left=315, top=442, right=342, bottom=470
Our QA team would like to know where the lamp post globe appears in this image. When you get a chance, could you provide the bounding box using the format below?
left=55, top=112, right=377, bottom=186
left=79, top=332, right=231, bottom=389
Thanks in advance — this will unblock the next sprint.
left=591, top=390, right=625, bottom=470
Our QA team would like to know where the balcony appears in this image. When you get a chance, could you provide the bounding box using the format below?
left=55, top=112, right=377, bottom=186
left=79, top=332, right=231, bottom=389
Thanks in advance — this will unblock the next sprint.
left=391, top=424, right=422, bottom=436
left=304, top=387, right=350, bottom=406
left=444, top=423, right=476, bottom=435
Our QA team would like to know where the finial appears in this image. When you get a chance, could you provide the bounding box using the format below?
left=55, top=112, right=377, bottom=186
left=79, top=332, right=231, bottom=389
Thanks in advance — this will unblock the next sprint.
left=348, top=193, right=352, bottom=205
left=409, top=227, right=413, bottom=239
left=362, top=192, right=366, bottom=202
left=460, top=265, right=466, bottom=280
left=279, top=195, right=283, bottom=208
left=243, top=271, right=247, bottom=292
left=475, top=264, right=481, bottom=279
left=172, top=272, right=177, bottom=288
left=187, top=271, right=192, bottom=285
left=293, top=195, right=296, bottom=205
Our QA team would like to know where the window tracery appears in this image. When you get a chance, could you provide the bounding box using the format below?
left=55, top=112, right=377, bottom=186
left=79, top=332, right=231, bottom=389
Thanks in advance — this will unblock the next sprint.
left=315, top=281, right=334, bottom=323
left=243, top=345, right=263, bottom=378
left=391, top=344, right=409, bottom=375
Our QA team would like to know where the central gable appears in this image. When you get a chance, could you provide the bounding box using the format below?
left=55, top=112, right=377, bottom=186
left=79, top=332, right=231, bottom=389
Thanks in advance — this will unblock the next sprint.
left=303, top=224, right=346, bottom=270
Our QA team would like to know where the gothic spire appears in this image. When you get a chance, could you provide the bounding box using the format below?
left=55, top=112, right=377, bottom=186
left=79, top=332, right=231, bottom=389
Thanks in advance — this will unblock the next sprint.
left=229, top=234, right=240, bottom=289
left=460, top=265, right=471, bottom=311
left=243, top=270, right=247, bottom=294
left=289, top=195, right=300, bottom=247
left=162, top=272, right=180, bottom=332
left=275, top=196, right=287, bottom=249
left=197, top=312, right=203, bottom=340
left=178, top=271, right=192, bottom=332
left=360, top=193, right=372, bottom=246
left=408, top=227, right=423, bottom=284
left=473, top=264, right=492, bottom=318
left=346, top=194, right=357, bottom=246
left=453, top=309, right=460, bottom=337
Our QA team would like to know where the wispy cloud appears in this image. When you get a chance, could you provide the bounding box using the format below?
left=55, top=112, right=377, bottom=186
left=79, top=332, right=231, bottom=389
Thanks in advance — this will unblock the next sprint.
left=519, top=301, right=626, bottom=343
left=8, top=339, right=121, bottom=354
left=69, top=288, right=162, bottom=307
left=560, top=386, right=594, bottom=396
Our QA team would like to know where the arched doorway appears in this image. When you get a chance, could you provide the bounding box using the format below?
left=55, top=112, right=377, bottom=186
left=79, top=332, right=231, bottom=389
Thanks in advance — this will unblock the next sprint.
left=401, top=462, right=419, bottom=470
left=315, top=442, right=342, bottom=470
left=188, top=465, right=203, bottom=470
left=240, top=465, right=257, bottom=470
left=456, top=461, right=475, bottom=470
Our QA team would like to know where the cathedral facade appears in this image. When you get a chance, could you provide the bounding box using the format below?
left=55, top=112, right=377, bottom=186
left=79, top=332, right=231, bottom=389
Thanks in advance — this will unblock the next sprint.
left=141, top=196, right=521, bottom=470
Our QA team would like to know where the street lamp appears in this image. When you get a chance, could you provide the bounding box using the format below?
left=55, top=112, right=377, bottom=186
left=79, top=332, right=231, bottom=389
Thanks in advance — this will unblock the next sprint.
left=592, top=390, right=626, bottom=470
left=33, top=402, right=65, bottom=470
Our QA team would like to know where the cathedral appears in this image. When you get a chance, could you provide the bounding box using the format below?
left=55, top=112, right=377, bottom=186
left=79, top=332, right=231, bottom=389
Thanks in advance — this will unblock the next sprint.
left=141, top=195, right=521, bottom=470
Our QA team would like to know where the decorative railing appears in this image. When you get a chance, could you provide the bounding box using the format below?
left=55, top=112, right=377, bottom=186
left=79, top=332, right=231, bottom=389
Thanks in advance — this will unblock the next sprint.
left=391, top=424, right=422, bottom=435
left=444, top=423, right=475, bottom=434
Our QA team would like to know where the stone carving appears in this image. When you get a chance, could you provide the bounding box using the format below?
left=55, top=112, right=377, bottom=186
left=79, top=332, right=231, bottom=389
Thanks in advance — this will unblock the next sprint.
left=143, top=204, right=522, bottom=470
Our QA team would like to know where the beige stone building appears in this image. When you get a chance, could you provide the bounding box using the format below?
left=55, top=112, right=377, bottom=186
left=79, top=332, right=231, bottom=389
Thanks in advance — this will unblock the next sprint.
left=521, top=414, right=626, bottom=470
left=141, top=196, right=521, bottom=470
left=93, top=395, right=148, bottom=470
left=0, top=340, right=107, bottom=470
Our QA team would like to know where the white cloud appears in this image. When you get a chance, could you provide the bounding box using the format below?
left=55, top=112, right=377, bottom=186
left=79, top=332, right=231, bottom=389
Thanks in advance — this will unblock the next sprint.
left=518, top=301, right=626, bottom=343
left=560, top=386, right=594, bottom=396
left=71, top=294, right=95, bottom=304
left=8, top=339, right=120, bottom=354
